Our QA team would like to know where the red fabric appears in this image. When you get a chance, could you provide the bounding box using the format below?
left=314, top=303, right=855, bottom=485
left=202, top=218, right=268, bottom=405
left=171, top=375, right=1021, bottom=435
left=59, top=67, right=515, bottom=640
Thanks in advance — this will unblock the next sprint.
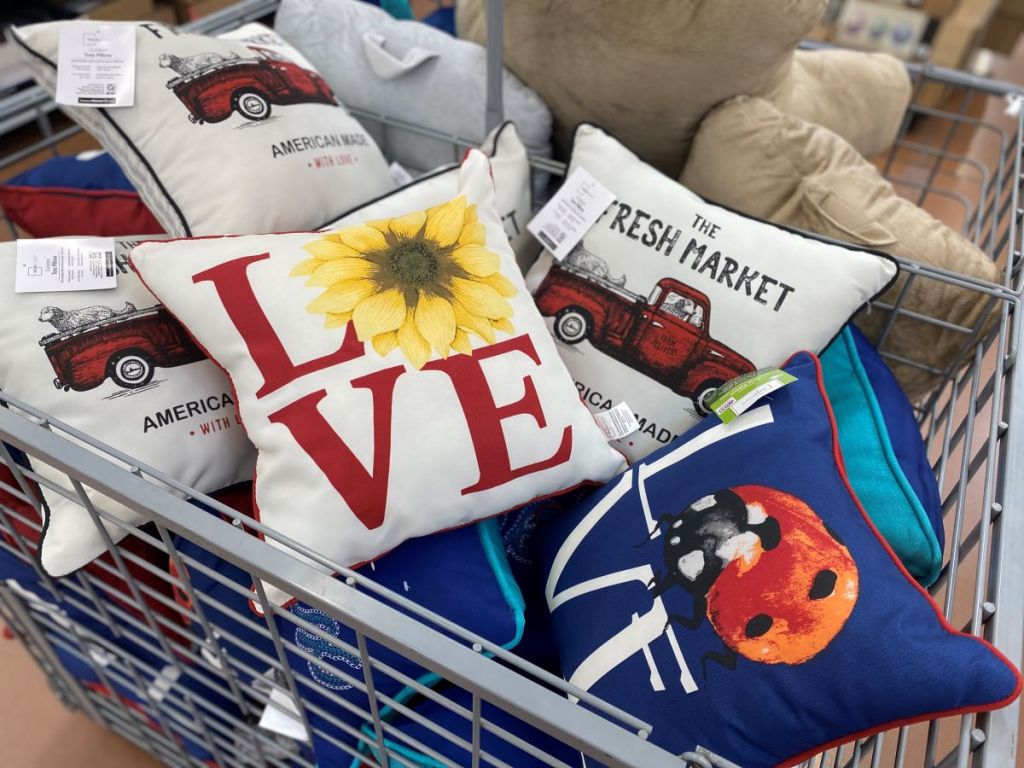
left=0, top=184, right=163, bottom=238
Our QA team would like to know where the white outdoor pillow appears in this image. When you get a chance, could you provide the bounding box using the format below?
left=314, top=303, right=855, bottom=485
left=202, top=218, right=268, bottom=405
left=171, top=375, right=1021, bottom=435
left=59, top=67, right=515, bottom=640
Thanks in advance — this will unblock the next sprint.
left=526, top=124, right=899, bottom=463
left=131, top=150, right=625, bottom=605
left=0, top=236, right=256, bottom=576
left=274, top=0, right=552, bottom=179
left=327, top=121, right=539, bottom=274
left=12, top=22, right=394, bottom=237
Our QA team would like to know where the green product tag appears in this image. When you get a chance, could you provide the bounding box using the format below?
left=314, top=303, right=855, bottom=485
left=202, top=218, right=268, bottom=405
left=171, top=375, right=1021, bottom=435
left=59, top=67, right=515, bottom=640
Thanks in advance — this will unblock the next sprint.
left=708, top=368, right=797, bottom=424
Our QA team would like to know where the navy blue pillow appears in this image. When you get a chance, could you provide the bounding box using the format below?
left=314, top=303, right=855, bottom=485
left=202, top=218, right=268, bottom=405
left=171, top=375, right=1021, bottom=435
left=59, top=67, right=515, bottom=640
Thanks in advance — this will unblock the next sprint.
left=540, top=352, right=1020, bottom=767
left=849, top=326, right=944, bottom=550
left=353, top=684, right=581, bottom=767
left=172, top=518, right=523, bottom=768
left=7, top=152, right=135, bottom=191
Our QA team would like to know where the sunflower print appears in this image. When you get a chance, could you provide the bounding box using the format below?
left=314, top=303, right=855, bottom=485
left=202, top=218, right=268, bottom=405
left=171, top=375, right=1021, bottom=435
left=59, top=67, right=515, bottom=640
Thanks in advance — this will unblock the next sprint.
left=292, top=196, right=518, bottom=369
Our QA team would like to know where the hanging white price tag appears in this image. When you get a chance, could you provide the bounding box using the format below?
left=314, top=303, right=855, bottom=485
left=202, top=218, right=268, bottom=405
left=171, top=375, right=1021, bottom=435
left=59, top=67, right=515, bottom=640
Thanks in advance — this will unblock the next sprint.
left=258, top=686, right=309, bottom=741
left=593, top=402, right=640, bottom=441
left=56, top=22, right=136, bottom=108
left=15, top=238, right=118, bottom=293
left=527, top=168, right=615, bottom=261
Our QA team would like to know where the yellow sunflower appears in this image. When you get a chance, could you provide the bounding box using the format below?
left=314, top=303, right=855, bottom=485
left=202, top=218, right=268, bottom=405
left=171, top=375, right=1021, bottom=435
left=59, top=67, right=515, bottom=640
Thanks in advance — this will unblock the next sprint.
left=292, top=196, right=517, bottom=369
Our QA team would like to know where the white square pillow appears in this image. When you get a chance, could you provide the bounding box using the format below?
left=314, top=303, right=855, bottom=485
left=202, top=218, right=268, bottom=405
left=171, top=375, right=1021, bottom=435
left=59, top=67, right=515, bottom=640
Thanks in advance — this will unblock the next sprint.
left=526, top=124, right=899, bottom=463
left=12, top=22, right=393, bottom=237
left=275, top=0, right=553, bottom=179
left=327, top=121, right=539, bottom=274
left=0, top=236, right=256, bottom=575
left=131, top=150, right=625, bottom=605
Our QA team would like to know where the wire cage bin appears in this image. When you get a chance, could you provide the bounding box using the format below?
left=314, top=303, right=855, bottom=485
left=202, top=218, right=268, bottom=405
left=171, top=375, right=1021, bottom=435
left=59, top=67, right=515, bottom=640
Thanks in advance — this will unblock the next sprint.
left=0, top=2, right=1023, bottom=767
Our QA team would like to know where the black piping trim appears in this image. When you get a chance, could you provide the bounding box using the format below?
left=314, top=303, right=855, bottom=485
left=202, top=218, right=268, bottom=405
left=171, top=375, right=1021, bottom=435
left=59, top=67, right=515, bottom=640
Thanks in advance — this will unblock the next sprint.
left=12, top=29, right=193, bottom=237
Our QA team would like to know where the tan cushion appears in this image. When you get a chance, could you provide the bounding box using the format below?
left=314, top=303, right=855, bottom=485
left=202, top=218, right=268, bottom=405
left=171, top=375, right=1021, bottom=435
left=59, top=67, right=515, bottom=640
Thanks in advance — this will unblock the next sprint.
left=457, top=0, right=824, bottom=175
left=766, top=49, right=911, bottom=158
left=681, top=95, right=1001, bottom=399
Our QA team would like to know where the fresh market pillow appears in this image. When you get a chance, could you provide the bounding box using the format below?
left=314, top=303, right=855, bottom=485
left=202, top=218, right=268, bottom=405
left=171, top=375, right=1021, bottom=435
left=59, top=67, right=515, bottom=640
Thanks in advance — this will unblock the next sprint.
left=131, top=149, right=625, bottom=606
left=12, top=22, right=393, bottom=237
left=0, top=151, right=163, bottom=238
left=352, top=684, right=581, bottom=768
left=275, top=0, right=552, bottom=177
left=539, top=352, right=1020, bottom=768
left=0, top=236, right=256, bottom=576
left=526, top=124, right=898, bottom=463
left=327, top=121, right=539, bottom=274
left=822, top=325, right=944, bottom=585
left=171, top=494, right=524, bottom=768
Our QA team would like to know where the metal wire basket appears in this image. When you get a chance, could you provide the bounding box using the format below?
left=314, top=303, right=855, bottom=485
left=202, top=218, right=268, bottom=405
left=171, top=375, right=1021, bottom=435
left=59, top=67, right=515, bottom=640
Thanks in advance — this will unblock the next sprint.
left=0, top=2, right=1022, bottom=767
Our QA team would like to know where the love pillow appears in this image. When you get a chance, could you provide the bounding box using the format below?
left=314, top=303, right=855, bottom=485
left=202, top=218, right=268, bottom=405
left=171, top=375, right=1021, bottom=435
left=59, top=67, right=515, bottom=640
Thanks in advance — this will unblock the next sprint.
left=0, top=237, right=255, bottom=576
left=540, top=352, right=1020, bottom=767
left=131, top=150, right=625, bottom=605
left=327, top=121, right=539, bottom=274
left=13, top=22, right=393, bottom=237
left=526, top=124, right=898, bottom=463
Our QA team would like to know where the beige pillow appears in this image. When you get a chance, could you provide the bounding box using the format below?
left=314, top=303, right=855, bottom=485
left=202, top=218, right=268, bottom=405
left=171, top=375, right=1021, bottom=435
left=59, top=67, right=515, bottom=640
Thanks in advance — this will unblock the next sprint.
left=457, top=0, right=909, bottom=172
left=457, top=0, right=823, bottom=175
left=681, top=95, right=1001, bottom=399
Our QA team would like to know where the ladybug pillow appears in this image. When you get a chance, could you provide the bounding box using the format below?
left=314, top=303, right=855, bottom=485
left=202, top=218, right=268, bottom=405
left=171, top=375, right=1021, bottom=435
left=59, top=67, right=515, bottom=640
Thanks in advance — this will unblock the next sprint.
left=326, top=121, right=540, bottom=274
left=525, top=124, right=898, bottom=463
left=131, top=149, right=626, bottom=606
left=539, top=352, right=1020, bottom=768
left=822, top=326, right=944, bottom=585
left=0, top=237, right=255, bottom=576
left=12, top=22, right=393, bottom=237
left=0, top=151, right=163, bottom=238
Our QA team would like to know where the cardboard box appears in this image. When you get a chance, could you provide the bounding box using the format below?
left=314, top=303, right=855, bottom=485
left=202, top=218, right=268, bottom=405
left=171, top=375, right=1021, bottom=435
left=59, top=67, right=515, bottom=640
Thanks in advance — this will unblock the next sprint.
left=84, top=0, right=155, bottom=20
left=923, top=0, right=959, bottom=17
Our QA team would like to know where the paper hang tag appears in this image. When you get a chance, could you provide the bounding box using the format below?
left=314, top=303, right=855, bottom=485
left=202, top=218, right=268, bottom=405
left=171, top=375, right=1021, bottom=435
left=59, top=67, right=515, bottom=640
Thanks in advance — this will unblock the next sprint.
left=593, top=402, right=640, bottom=441
left=258, top=685, right=309, bottom=742
left=527, top=168, right=616, bottom=262
left=56, top=22, right=136, bottom=108
left=15, top=238, right=118, bottom=293
left=145, top=664, right=181, bottom=703
left=708, top=368, right=797, bottom=424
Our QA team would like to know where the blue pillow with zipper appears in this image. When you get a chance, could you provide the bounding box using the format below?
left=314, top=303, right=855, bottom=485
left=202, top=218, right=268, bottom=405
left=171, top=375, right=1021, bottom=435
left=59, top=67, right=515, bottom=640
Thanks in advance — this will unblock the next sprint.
left=171, top=507, right=523, bottom=768
left=540, top=352, right=1020, bottom=768
left=821, top=326, right=943, bottom=584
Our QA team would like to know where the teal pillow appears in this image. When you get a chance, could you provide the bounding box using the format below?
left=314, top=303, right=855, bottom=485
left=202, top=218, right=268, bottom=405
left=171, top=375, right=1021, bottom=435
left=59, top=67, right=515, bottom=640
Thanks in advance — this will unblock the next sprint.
left=821, top=327, right=942, bottom=584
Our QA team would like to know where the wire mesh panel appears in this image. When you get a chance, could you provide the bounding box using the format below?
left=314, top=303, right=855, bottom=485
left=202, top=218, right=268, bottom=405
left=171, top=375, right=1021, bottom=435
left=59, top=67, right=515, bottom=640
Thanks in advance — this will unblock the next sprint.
left=0, top=4, right=1022, bottom=768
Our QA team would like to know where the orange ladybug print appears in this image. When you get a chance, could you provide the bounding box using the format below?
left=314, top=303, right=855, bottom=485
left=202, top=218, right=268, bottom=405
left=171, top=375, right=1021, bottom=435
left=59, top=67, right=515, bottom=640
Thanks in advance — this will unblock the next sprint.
left=650, top=485, right=858, bottom=675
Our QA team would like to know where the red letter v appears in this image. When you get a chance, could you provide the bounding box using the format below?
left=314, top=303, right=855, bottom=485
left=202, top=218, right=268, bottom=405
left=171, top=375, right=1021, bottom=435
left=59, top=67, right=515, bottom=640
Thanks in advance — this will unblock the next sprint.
left=267, top=366, right=404, bottom=531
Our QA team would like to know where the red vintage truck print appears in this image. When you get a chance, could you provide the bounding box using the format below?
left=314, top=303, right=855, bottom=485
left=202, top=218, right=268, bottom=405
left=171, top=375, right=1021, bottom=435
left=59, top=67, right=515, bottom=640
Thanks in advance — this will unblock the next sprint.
left=533, top=261, right=755, bottom=414
left=38, top=303, right=205, bottom=393
left=161, top=46, right=336, bottom=124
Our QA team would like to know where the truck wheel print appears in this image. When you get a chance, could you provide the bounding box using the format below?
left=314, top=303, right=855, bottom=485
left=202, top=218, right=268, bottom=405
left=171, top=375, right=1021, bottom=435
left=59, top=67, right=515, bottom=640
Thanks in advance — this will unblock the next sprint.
left=107, top=350, right=156, bottom=389
left=232, top=89, right=271, bottom=121
left=553, top=307, right=592, bottom=345
left=693, top=379, right=725, bottom=417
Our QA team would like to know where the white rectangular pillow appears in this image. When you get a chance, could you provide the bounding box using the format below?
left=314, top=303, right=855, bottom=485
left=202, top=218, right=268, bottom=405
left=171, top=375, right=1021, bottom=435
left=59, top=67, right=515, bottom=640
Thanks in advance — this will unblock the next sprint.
left=526, top=124, right=899, bottom=463
left=0, top=236, right=256, bottom=575
left=131, top=150, right=625, bottom=605
left=12, top=22, right=394, bottom=237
